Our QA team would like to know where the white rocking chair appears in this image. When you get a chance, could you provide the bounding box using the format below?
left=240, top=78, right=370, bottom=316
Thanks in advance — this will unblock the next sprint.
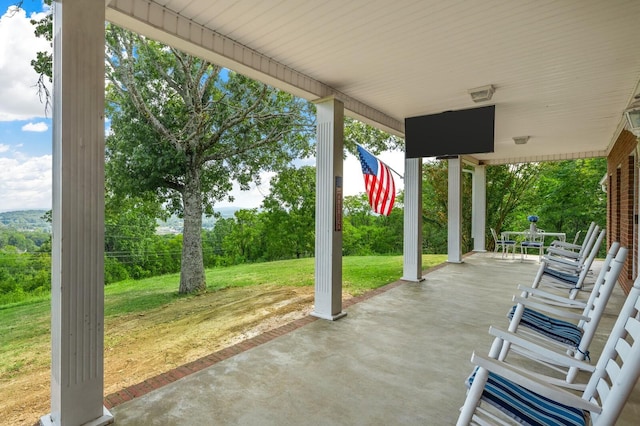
left=548, top=221, right=596, bottom=255
left=457, top=275, right=640, bottom=426
left=498, top=244, right=626, bottom=384
left=532, top=229, right=606, bottom=299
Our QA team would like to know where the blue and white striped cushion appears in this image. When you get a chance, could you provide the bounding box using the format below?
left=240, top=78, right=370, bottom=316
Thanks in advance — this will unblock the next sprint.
left=466, top=367, right=587, bottom=426
left=542, top=267, right=579, bottom=285
left=507, top=306, right=583, bottom=347
left=522, top=241, right=543, bottom=248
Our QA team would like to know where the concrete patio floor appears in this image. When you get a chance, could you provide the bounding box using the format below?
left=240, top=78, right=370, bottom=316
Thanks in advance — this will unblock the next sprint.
left=110, top=252, right=640, bottom=425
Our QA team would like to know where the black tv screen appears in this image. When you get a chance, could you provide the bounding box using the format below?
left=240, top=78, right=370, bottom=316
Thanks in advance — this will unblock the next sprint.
left=405, top=105, right=495, bottom=158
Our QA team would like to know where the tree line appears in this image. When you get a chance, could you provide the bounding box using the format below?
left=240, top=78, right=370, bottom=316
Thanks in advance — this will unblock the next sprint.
left=0, top=157, right=606, bottom=305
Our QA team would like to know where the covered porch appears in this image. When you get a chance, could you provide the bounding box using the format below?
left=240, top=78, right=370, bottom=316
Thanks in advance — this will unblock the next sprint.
left=45, top=1, right=640, bottom=424
left=107, top=253, right=640, bottom=424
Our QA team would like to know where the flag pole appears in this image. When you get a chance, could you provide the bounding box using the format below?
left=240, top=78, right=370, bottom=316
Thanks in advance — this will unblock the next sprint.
left=356, top=144, right=404, bottom=180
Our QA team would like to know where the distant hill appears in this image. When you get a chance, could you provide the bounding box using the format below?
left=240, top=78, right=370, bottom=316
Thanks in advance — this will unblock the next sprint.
left=0, top=207, right=241, bottom=235
left=156, top=207, right=240, bottom=234
left=0, top=210, right=51, bottom=232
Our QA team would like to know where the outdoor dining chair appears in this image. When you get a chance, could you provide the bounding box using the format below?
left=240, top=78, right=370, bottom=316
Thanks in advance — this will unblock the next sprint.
left=457, top=277, right=640, bottom=426
left=490, top=228, right=516, bottom=259
left=519, top=229, right=545, bottom=262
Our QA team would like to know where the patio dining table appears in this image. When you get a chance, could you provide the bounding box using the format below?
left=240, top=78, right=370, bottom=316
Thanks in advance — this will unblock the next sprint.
left=501, top=230, right=566, bottom=243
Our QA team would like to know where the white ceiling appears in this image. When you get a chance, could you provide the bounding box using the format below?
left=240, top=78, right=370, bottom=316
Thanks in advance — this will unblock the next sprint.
left=106, top=0, right=640, bottom=164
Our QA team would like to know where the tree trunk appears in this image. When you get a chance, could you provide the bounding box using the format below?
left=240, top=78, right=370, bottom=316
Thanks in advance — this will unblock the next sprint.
left=179, top=165, right=206, bottom=294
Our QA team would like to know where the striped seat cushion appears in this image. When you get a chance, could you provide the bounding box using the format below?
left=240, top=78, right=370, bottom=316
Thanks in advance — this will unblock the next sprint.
left=467, top=367, right=587, bottom=426
left=522, top=241, right=543, bottom=248
left=543, top=267, right=579, bottom=285
left=508, top=306, right=582, bottom=347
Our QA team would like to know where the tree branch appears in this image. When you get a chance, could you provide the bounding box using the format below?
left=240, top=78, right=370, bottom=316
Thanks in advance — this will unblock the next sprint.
left=108, top=31, right=180, bottom=150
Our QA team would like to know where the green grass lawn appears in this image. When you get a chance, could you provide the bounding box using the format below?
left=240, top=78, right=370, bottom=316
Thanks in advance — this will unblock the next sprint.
left=0, top=254, right=446, bottom=376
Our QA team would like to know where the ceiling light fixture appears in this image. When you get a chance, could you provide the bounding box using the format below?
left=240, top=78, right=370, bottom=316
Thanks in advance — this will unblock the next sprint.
left=468, top=84, right=495, bottom=103
left=624, top=94, right=640, bottom=137
left=513, top=136, right=530, bottom=145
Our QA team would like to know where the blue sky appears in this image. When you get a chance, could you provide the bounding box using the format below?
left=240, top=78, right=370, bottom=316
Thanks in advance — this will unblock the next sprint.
left=0, top=0, right=52, bottom=212
left=0, top=0, right=404, bottom=213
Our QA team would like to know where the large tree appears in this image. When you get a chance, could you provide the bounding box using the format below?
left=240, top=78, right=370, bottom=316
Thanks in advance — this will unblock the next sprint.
left=104, top=26, right=315, bottom=293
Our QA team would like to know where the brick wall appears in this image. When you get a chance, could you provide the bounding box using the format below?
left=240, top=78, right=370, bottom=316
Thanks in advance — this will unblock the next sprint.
left=607, top=130, right=638, bottom=293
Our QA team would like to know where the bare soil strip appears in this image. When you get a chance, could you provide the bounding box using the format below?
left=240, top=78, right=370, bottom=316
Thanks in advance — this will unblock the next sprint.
left=1, top=285, right=317, bottom=425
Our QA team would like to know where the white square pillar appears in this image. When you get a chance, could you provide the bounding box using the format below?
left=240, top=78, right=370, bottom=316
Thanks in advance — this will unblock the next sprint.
left=447, top=157, right=463, bottom=263
left=402, top=157, right=424, bottom=281
left=472, top=164, right=486, bottom=252
left=42, top=1, right=113, bottom=425
left=311, top=97, right=346, bottom=321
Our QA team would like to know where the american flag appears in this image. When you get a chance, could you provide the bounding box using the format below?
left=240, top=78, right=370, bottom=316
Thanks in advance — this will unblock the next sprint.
left=356, top=145, right=396, bottom=216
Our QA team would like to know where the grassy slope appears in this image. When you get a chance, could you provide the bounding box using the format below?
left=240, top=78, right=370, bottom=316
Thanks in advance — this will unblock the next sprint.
left=0, top=254, right=446, bottom=378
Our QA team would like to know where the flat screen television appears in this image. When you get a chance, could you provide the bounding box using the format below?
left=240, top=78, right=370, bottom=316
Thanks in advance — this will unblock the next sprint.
left=405, top=105, right=495, bottom=158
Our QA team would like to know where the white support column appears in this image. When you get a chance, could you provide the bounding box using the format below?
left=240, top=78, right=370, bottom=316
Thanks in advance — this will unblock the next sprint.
left=447, top=157, right=463, bottom=263
left=42, top=1, right=112, bottom=425
left=402, top=157, right=424, bottom=281
left=311, top=96, right=346, bottom=321
left=472, top=164, right=486, bottom=252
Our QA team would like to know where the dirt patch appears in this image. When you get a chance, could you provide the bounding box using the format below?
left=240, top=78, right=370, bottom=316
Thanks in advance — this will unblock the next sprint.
left=1, top=285, right=333, bottom=425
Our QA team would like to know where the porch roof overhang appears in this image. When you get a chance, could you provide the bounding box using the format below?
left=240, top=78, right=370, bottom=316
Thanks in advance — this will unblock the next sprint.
left=104, top=0, right=640, bottom=165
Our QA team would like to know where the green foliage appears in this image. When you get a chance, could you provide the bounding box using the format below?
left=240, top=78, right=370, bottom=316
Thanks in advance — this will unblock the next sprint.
left=0, top=250, right=51, bottom=305
left=104, top=25, right=315, bottom=215
left=28, top=0, right=52, bottom=111
left=0, top=155, right=609, bottom=303
left=420, top=160, right=474, bottom=253
left=221, top=209, right=265, bottom=264
left=485, top=163, right=542, bottom=247
left=103, top=24, right=316, bottom=293
left=0, top=215, right=51, bottom=304
left=261, top=166, right=316, bottom=259
left=343, top=118, right=404, bottom=157
left=204, top=218, right=235, bottom=266
left=0, top=210, right=51, bottom=232
left=527, top=159, right=606, bottom=238
left=483, top=160, right=606, bottom=251
left=418, top=159, right=604, bottom=254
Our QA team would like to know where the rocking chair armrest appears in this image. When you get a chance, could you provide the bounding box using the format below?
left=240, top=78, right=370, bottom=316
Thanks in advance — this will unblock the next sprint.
left=544, top=254, right=581, bottom=266
left=543, top=256, right=582, bottom=272
left=512, top=296, right=590, bottom=322
left=470, top=351, right=600, bottom=414
left=550, top=241, right=582, bottom=250
left=547, top=247, right=581, bottom=259
left=488, top=326, right=595, bottom=371
left=516, top=285, right=587, bottom=309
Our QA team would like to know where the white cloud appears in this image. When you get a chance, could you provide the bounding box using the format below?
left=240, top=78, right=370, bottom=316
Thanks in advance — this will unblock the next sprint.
left=217, top=171, right=275, bottom=209
left=21, top=121, right=49, bottom=132
left=0, top=154, right=51, bottom=211
left=0, top=149, right=404, bottom=212
left=0, top=7, right=51, bottom=121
